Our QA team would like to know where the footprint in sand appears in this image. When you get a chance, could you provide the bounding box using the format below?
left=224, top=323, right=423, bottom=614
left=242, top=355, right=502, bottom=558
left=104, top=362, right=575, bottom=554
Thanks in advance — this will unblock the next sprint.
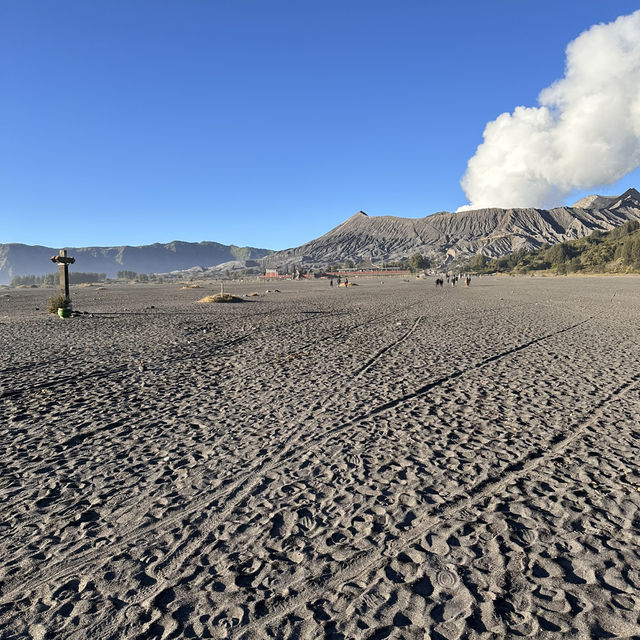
left=511, top=591, right=532, bottom=614
left=213, top=605, right=243, bottom=630
left=298, top=515, right=316, bottom=533
left=436, top=568, right=459, bottom=589
left=514, top=527, right=538, bottom=546
left=270, top=511, right=295, bottom=538
left=424, top=533, right=450, bottom=555
left=346, top=453, right=362, bottom=466
left=612, top=594, right=637, bottom=611
left=282, top=535, right=305, bottom=553
left=231, top=553, right=262, bottom=576
left=433, top=620, right=463, bottom=640
left=603, top=566, right=630, bottom=592
left=439, top=589, right=474, bottom=623
left=456, top=507, right=477, bottom=521
left=535, top=587, right=569, bottom=614
left=360, top=590, right=386, bottom=611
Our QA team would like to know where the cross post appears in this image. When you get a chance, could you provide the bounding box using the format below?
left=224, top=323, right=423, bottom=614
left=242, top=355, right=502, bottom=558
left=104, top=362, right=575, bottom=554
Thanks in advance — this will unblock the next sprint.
left=50, top=249, right=76, bottom=303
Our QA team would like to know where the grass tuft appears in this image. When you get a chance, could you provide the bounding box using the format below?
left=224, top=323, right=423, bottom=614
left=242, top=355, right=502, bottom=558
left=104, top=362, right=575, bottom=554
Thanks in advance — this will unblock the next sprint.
left=198, top=293, right=243, bottom=303
left=47, top=295, right=69, bottom=314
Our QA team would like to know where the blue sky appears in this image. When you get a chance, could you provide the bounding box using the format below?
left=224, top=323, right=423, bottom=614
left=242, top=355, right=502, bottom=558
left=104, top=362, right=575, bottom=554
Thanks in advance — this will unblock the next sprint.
left=2, top=0, right=640, bottom=249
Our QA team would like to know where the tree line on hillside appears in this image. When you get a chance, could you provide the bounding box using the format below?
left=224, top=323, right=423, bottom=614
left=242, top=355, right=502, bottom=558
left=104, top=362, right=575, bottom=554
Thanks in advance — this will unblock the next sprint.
left=465, top=221, right=640, bottom=275
left=327, top=254, right=431, bottom=272
left=9, top=272, right=107, bottom=287
left=116, top=271, right=164, bottom=283
left=8, top=270, right=168, bottom=287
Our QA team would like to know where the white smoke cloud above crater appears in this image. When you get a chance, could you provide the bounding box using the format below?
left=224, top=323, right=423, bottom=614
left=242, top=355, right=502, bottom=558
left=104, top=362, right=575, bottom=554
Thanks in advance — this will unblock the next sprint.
left=458, top=10, right=640, bottom=211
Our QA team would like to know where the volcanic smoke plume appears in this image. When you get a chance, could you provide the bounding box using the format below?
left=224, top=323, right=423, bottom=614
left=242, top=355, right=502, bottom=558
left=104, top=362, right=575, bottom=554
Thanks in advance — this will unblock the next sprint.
left=459, top=10, right=640, bottom=211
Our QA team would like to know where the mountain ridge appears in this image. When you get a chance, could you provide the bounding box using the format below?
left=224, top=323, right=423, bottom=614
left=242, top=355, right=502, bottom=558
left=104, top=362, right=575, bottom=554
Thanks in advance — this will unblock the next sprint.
left=262, top=189, right=640, bottom=268
left=0, top=240, right=271, bottom=285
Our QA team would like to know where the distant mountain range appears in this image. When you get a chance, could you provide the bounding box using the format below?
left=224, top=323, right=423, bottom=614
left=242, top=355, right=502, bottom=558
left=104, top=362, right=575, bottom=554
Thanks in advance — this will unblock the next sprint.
left=2, top=188, right=639, bottom=283
left=0, top=241, right=271, bottom=285
left=263, top=188, right=640, bottom=268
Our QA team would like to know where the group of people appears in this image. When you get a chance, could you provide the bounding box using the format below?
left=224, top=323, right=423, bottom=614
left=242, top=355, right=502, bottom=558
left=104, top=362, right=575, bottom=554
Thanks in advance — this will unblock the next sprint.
left=329, top=273, right=470, bottom=287
left=329, top=276, right=348, bottom=287
left=436, top=273, right=472, bottom=287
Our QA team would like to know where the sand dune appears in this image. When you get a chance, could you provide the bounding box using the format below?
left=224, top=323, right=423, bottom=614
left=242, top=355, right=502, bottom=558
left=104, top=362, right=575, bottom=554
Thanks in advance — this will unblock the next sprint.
left=1, top=277, right=639, bottom=639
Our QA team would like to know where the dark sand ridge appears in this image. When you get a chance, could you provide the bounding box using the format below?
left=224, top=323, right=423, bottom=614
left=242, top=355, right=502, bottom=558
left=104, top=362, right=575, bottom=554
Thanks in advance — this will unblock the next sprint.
left=1, top=278, right=639, bottom=639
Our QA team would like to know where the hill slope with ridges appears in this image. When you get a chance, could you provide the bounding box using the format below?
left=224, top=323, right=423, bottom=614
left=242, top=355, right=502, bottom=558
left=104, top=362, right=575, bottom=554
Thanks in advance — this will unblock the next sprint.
left=263, top=189, right=640, bottom=267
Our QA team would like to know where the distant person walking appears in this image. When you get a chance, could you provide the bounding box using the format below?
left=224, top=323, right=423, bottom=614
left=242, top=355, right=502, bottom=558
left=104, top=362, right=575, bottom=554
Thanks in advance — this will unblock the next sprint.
left=329, top=278, right=333, bottom=287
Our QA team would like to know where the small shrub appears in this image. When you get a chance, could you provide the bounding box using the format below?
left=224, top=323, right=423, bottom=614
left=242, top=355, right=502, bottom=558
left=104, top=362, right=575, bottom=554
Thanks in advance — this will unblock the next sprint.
left=47, top=295, right=69, bottom=314
left=198, top=293, right=243, bottom=303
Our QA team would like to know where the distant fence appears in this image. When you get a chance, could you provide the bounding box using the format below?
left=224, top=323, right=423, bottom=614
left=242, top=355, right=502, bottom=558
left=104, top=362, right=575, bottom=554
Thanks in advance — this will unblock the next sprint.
left=326, top=269, right=411, bottom=276
left=258, top=274, right=310, bottom=280
left=258, top=269, right=412, bottom=280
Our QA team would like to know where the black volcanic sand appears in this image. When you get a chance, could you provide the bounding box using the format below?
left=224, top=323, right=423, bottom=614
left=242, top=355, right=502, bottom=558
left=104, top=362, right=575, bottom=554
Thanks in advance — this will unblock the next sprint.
left=1, top=277, right=639, bottom=639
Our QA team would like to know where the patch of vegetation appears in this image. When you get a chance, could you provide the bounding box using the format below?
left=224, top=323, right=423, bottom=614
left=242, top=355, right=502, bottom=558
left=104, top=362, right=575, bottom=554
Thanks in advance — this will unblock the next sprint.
left=465, top=220, right=640, bottom=275
left=198, top=293, right=243, bottom=303
left=47, top=295, right=70, bottom=314
left=408, top=253, right=432, bottom=272
left=11, top=272, right=106, bottom=287
left=382, top=259, right=409, bottom=269
left=116, top=271, right=166, bottom=283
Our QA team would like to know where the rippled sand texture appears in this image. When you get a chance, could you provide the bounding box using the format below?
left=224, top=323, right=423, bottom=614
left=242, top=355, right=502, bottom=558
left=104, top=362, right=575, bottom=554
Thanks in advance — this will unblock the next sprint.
left=1, top=277, right=639, bottom=639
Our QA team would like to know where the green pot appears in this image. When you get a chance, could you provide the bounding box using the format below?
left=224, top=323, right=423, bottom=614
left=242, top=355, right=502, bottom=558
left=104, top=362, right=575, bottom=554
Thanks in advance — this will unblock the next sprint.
left=58, top=308, right=72, bottom=318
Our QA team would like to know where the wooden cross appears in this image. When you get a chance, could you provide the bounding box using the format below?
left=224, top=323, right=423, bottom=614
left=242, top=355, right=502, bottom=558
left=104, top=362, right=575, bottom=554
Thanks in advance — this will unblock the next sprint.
left=50, top=249, right=76, bottom=301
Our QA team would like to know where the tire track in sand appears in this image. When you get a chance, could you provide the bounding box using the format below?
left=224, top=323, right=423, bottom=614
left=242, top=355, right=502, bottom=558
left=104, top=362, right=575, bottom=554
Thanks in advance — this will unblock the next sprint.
left=351, top=315, right=422, bottom=379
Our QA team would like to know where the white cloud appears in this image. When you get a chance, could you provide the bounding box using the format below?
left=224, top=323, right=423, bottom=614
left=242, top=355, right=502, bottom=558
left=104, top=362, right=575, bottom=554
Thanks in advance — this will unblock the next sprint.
left=458, top=10, right=640, bottom=211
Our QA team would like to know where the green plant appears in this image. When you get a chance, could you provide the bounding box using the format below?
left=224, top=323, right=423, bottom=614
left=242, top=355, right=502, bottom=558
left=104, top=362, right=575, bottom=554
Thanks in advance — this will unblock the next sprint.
left=408, top=253, right=431, bottom=272
left=47, top=295, right=69, bottom=314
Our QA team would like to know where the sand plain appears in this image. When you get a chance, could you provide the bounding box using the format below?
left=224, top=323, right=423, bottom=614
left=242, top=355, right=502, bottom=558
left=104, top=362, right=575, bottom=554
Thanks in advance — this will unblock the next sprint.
left=1, top=276, right=639, bottom=640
